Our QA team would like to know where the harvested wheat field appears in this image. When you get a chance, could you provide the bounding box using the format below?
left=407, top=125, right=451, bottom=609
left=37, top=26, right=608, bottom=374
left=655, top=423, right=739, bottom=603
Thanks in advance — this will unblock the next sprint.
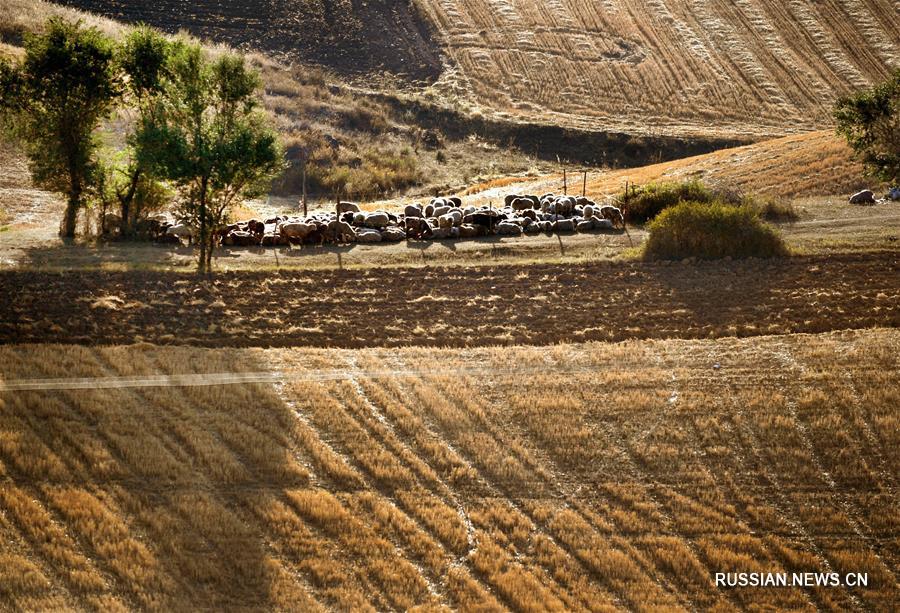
left=415, top=0, right=900, bottom=137
left=0, top=329, right=898, bottom=609
left=581, top=131, right=870, bottom=200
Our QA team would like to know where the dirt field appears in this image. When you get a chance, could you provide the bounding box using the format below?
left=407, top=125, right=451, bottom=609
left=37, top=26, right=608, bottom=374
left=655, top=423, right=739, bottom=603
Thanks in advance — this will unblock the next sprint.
left=0, top=329, right=897, bottom=609
left=1, top=251, right=897, bottom=347
left=48, top=0, right=443, bottom=82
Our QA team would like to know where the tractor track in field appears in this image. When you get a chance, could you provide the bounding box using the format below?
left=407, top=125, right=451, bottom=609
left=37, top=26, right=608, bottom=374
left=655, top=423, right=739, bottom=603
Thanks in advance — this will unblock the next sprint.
left=1, top=251, right=898, bottom=348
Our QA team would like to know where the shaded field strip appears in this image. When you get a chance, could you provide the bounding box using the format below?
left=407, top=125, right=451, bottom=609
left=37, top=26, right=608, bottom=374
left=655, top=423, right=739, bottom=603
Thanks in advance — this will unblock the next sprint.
left=1, top=252, right=898, bottom=347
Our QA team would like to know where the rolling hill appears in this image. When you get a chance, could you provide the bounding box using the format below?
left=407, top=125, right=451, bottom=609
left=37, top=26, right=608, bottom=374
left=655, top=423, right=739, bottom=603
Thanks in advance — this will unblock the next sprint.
left=54, top=0, right=900, bottom=139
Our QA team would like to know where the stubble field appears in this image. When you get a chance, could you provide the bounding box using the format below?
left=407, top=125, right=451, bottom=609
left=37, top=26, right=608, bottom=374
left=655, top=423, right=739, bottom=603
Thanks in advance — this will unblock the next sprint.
left=415, top=0, right=900, bottom=137
left=0, top=330, right=898, bottom=609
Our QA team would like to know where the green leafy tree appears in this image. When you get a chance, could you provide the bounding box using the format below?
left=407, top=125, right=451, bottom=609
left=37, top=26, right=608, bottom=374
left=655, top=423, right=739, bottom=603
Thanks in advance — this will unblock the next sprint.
left=0, top=18, right=119, bottom=237
left=136, top=42, right=283, bottom=272
left=835, top=69, right=900, bottom=186
left=108, top=26, right=173, bottom=236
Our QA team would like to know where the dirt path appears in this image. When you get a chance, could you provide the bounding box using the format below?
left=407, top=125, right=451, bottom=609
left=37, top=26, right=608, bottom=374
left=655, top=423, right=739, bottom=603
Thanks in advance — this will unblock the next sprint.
left=2, top=251, right=898, bottom=347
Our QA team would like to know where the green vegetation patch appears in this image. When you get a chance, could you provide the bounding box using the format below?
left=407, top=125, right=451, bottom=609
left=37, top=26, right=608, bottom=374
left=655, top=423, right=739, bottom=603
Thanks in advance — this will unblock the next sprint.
left=622, top=179, right=798, bottom=224
left=643, top=201, right=789, bottom=261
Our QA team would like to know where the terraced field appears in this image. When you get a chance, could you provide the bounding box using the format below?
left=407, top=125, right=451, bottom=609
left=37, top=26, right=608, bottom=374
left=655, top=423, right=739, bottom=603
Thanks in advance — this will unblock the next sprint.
left=1, top=330, right=898, bottom=609
left=417, top=0, right=900, bottom=137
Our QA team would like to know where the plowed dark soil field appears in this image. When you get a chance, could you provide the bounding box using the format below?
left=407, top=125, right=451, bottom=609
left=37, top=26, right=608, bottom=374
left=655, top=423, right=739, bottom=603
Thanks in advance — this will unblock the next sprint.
left=57, top=0, right=442, bottom=81
left=3, top=252, right=898, bottom=347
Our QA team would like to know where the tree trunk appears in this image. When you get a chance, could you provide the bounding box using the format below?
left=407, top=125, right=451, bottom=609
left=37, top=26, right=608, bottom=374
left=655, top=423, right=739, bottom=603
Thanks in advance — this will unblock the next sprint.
left=62, top=183, right=80, bottom=238
left=198, top=199, right=208, bottom=273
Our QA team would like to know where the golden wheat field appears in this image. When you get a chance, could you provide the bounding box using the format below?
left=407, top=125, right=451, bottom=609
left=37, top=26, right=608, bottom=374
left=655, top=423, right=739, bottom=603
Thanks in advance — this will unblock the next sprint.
left=0, top=329, right=898, bottom=610
left=417, top=0, right=900, bottom=137
left=464, top=131, right=873, bottom=205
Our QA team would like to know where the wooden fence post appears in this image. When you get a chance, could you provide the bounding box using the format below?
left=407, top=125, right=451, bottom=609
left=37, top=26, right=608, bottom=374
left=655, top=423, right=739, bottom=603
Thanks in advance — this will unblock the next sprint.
left=582, top=171, right=587, bottom=197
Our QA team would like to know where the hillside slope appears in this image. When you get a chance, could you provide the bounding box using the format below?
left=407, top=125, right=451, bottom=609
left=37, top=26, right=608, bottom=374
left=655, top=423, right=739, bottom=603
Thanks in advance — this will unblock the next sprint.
left=56, top=0, right=443, bottom=83
left=55, top=0, right=900, bottom=139
left=0, top=331, right=898, bottom=609
left=415, top=0, right=900, bottom=138
left=464, top=130, right=871, bottom=206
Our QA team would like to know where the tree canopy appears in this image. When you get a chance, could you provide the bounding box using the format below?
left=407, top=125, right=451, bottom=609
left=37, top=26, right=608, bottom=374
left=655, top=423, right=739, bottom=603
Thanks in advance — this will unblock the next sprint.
left=0, top=17, right=120, bottom=237
left=835, top=69, right=900, bottom=186
left=135, top=42, right=283, bottom=271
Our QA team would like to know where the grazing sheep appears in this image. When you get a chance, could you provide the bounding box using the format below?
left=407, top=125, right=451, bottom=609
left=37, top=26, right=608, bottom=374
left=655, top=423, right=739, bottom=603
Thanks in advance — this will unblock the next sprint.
left=229, top=231, right=257, bottom=247
left=279, top=221, right=316, bottom=242
left=497, top=221, right=522, bottom=235
left=404, top=204, right=423, bottom=218
left=511, top=197, right=535, bottom=211
left=433, top=205, right=452, bottom=217
left=246, top=219, right=265, bottom=235
left=135, top=217, right=163, bottom=239
left=380, top=227, right=406, bottom=242
left=353, top=212, right=366, bottom=225
left=355, top=228, right=382, bottom=243
left=849, top=190, right=876, bottom=205
left=554, top=218, right=576, bottom=232
left=576, top=220, right=595, bottom=232
left=583, top=204, right=595, bottom=219
left=166, top=223, right=196, bottom=245
left=464, top=209, right=501, bottom=228
left=555, top=196, right=577, bottom=216
left=458, top=224, right=480, bottom=238
left=504, top=194, right=517, bottom=208
left=330, top=219, right=357, bottom=242
left=424, top=204, right=435, bottom=218
left=261, top=233, right=288, bottom=247
left=364, top=211, right=390, bottom=228
left=598, top=205, right=625, bottom=228
left=431, top=226, right=453, bottom=239
left=448, top=196, right=462, bottom=207
left=404, top=217, right=433, bottom=239
left=593, top=218, right=614, bottom=230
left=337, top=201, right=361, bottom=213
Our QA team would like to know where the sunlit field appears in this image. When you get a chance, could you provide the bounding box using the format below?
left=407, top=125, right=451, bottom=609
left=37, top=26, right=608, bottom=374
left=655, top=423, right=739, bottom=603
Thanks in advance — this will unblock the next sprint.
left=0, top=329, right=898, bottom=609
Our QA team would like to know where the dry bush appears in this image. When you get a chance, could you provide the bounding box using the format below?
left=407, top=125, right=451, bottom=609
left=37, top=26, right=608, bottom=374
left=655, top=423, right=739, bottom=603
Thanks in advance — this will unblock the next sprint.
left=643, top=201, right=789, bottom=261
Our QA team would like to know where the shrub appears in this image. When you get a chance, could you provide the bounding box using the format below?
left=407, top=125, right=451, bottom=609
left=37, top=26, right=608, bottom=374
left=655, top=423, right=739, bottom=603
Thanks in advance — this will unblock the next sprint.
left=622, top=180, right=714, bottom=224
left=740, top=194, right=799, bottom=222
left=624, top=180, right=799, bottom=224
left=643, top=201, right=789, bottom=261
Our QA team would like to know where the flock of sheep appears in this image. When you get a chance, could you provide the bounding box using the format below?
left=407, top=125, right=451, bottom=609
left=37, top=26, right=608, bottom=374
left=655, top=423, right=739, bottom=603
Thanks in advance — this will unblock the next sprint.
left=154, top=193, right=625, bottom=247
